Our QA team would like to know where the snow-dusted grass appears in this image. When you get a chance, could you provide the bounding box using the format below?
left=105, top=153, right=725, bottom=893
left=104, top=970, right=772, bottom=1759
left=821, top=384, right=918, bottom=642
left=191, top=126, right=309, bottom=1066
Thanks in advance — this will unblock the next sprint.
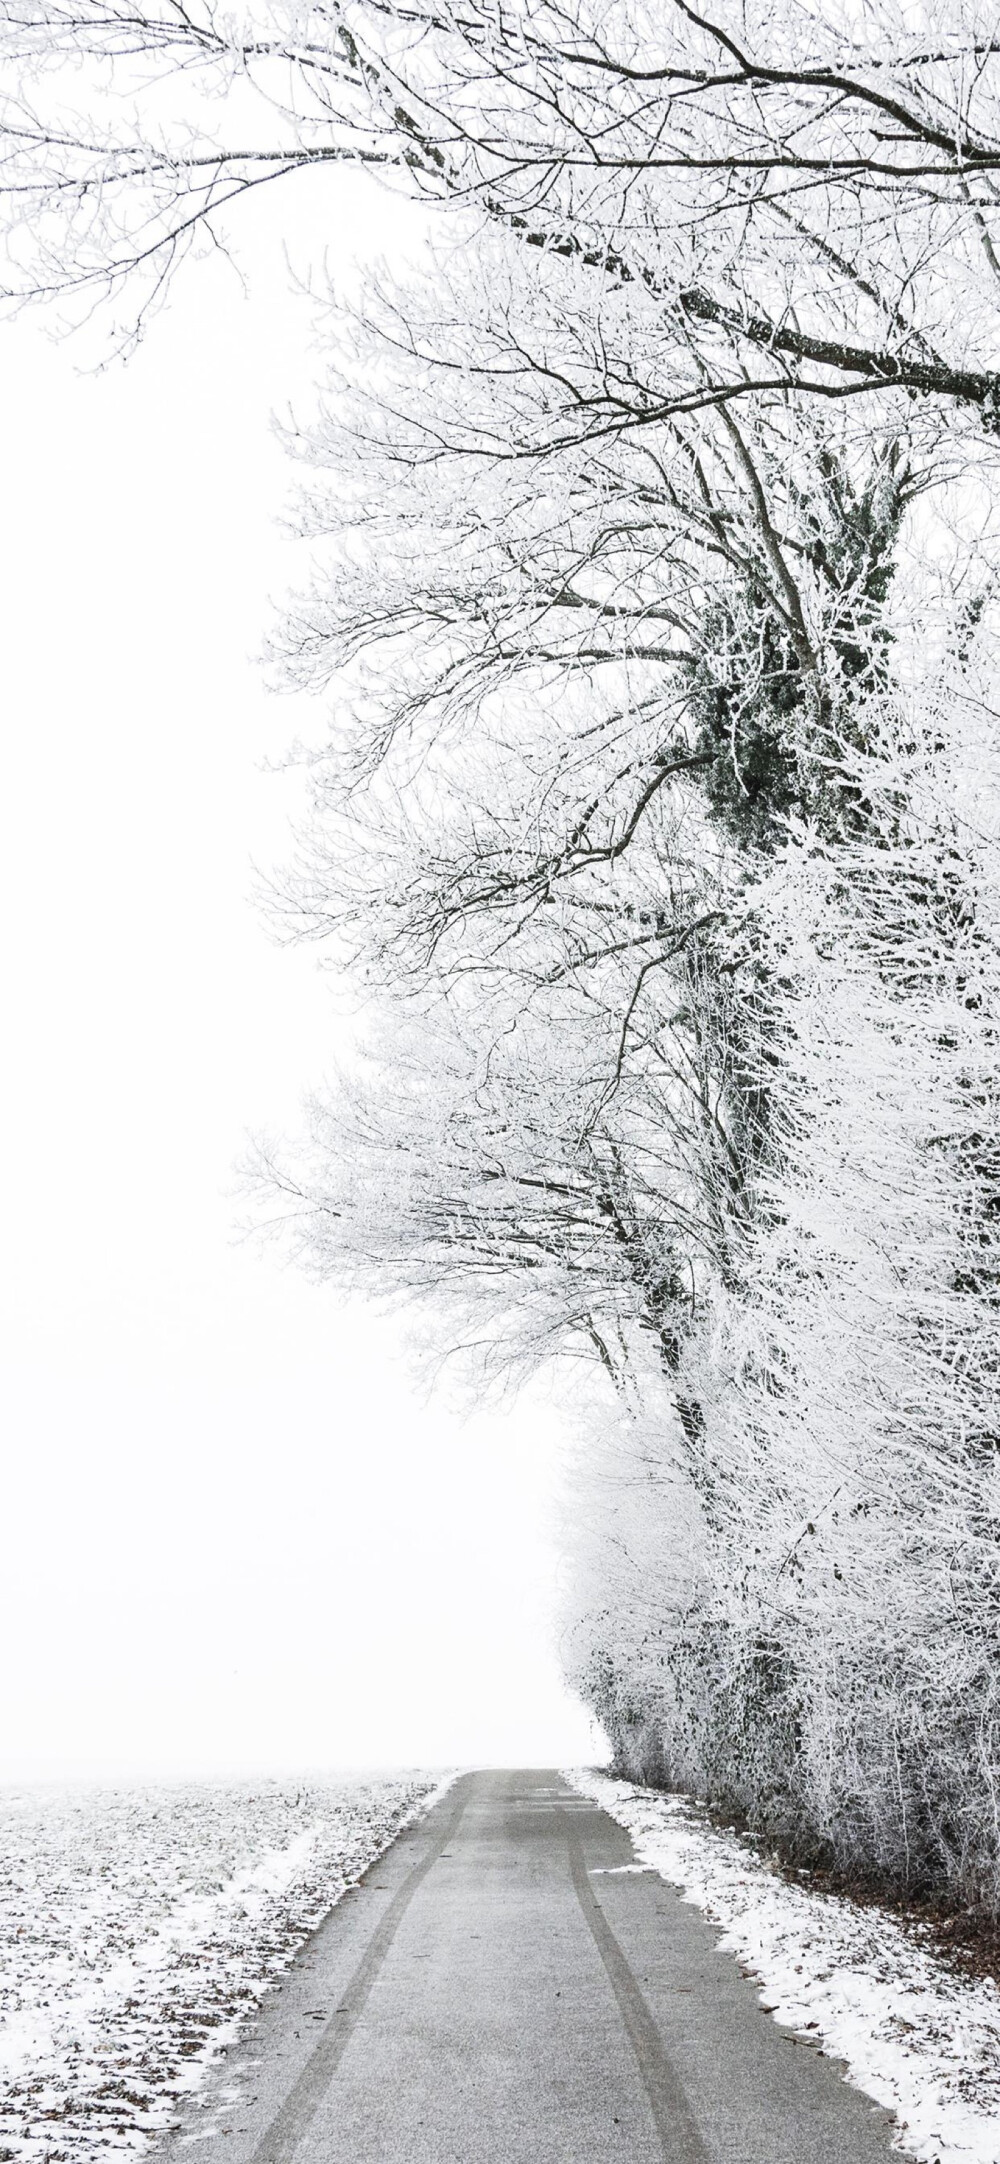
left=0, top=1773, right=445, bottom=2164
left=567, top=1768, right=1000, bottom=2164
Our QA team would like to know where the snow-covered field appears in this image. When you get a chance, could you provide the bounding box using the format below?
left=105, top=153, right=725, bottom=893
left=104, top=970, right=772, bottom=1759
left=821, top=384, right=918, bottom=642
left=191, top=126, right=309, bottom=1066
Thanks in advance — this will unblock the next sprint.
left=567, top=1769, right=1000, bottom=2164
left=0, top=1773, right=444, bottom=2164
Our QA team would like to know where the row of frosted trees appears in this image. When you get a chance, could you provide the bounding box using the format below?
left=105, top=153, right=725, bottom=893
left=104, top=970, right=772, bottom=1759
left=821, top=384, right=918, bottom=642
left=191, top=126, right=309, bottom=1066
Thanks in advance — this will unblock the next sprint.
left=8, top=0, right=1000, bottom=1905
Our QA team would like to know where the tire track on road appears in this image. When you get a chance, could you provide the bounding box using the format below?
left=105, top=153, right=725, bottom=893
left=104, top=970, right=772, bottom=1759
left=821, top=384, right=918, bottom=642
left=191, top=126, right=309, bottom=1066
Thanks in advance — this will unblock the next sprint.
left=564, top=1813, right=710, bottom=2164
left=248, top=1784, right=468, bottom=2164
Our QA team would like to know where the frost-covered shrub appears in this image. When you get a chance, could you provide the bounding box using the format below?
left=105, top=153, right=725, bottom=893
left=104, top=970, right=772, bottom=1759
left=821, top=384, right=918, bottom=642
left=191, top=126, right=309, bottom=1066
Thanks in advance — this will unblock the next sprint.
left=567, top=648, right=1000, bottom=1904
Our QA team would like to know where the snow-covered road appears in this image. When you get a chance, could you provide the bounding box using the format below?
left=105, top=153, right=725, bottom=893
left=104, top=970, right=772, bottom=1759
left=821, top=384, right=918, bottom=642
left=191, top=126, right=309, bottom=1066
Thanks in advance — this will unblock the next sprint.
left=0, top=1774, right=444, bottom=2164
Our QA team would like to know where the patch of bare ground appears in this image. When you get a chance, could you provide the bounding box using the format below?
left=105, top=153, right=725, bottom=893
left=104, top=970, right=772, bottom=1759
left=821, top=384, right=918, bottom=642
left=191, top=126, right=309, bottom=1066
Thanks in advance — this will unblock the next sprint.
left=785, top=1869, right=1000, bottom=1986
left=690, top=1792, right=1000, bottom=1983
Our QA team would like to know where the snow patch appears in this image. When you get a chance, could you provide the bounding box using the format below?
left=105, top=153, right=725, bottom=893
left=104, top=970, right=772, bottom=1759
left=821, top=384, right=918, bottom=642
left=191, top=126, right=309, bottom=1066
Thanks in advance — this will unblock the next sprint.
left=0, top=1772, right=447, bottom=2163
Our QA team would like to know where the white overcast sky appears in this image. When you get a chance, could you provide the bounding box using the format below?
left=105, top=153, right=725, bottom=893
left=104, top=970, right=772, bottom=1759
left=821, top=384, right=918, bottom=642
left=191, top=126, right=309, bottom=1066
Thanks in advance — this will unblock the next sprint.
left=0, top=163, right=602, bottom=1779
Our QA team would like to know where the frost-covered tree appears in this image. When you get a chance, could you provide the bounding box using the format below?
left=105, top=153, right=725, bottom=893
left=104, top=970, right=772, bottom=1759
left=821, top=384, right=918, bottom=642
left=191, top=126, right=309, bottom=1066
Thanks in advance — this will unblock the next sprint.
left=257, top=219, right=1000, bottom=1907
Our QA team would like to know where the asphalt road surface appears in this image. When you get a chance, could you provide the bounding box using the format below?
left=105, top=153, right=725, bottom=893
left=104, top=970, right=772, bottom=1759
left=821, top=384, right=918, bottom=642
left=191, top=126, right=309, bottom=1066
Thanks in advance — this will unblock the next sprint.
left=160, top=1769, right=903, bottom=2163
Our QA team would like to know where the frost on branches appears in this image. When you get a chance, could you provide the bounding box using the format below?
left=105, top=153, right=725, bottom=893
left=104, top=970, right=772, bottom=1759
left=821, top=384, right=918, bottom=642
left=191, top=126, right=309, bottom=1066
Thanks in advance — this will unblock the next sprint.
left=7, top=0, right=1000, bottom=1908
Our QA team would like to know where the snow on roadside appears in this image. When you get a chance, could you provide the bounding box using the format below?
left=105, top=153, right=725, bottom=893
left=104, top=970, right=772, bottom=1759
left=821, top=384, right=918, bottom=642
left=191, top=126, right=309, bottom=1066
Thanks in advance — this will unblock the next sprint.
left=0, top=1773, right=448, bottom=2164
left=565, top=1767, right=1000, bottom=2164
